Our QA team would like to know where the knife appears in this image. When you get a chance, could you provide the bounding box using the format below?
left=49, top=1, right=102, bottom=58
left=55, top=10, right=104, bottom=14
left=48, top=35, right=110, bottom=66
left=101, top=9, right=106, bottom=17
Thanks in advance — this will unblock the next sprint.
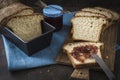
left=92, top=54, right=116, bottom=80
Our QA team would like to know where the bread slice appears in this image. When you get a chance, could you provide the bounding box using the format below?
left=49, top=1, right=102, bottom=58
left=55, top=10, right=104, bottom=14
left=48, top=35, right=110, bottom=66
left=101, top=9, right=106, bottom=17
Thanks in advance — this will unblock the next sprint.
left=63, top=42, right=103, bottom=68
left=6, top=13, right=44, bottom=42
left=75, top=11, right=106, bottom=18
left=71, top=11, right=107, bottom=34
left=71, top=16, right=108, bottom=42
left=95, top=7, right=120, bottom=20
left=81, top=7, right=113, bottom=20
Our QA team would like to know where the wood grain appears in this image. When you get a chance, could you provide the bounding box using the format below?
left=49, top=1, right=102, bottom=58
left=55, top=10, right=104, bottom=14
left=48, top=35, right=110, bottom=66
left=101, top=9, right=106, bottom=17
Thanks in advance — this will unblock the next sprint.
left=71, top=69, right=89, bottom=80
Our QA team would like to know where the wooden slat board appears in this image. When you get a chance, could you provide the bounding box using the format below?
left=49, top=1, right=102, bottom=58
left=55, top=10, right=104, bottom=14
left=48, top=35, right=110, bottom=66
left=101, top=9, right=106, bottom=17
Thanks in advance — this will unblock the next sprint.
left=71, top=69, right=89, bottom=80
left=56, top=21, right=119, bottom=79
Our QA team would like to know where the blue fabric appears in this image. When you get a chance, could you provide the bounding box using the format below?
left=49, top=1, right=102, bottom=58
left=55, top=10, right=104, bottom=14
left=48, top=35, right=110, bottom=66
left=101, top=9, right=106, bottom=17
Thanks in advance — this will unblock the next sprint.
left=116, top=44, right=120, bottom=51
left=1, top=12, right=75, bottom=71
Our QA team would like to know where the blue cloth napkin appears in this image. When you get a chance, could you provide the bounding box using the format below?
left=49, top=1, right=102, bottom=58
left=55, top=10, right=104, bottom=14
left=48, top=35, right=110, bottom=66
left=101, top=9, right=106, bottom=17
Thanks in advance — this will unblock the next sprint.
left=1, top=12, right=75, bottom=71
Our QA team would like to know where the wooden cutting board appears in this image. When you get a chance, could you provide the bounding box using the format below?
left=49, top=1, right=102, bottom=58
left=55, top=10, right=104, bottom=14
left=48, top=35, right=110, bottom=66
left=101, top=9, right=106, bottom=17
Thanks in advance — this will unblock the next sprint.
left=56, top=21, right=119, bottom=80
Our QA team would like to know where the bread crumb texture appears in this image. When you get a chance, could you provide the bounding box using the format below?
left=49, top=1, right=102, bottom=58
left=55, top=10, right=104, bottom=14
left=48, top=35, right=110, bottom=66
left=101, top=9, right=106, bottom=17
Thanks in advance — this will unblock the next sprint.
left=72, top=16, right=107, bottom=42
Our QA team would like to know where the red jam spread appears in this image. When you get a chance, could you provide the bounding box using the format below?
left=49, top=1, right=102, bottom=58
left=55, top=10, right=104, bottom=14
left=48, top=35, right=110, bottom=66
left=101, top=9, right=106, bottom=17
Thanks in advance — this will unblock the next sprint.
left=71, top=45, right=98, bottom=62
left=44, top=15, right=63, bottom=31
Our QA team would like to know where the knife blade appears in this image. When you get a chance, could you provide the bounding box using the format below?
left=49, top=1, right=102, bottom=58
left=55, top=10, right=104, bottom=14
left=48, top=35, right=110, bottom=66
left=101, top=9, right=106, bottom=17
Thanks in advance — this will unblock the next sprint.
left=92, top=54, right=116, bottom=80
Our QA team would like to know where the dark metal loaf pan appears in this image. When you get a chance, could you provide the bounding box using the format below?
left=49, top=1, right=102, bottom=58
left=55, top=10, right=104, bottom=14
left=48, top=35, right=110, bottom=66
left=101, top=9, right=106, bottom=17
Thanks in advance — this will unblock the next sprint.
left=0, top=21, right=55, bottom=55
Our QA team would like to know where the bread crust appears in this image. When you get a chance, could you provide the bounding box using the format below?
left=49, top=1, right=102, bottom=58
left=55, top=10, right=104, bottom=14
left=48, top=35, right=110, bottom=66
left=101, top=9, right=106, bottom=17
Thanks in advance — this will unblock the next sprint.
left=1, top=8, right=34, bottom=25
left=5, top=13, right=43, bottom=25
left=95, top=7, right=120, bottom=21
left=74, top=11, right=106, bottom=18
left=0, top=3, right=34, bottom=24
left=81, top=7, right=113, bottom=20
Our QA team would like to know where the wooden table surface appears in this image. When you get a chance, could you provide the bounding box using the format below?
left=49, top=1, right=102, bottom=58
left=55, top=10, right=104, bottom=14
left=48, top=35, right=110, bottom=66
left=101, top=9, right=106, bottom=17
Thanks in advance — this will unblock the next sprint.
left=0, top=0, right=120, bottom=80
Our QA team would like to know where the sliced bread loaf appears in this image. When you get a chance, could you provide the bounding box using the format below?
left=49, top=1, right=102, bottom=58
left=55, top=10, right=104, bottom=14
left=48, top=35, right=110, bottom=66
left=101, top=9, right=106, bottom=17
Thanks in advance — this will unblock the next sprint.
left=71, top=16, right=108, bottom=42
left=6, top=13, right=44, bottom=42
left=95, top=7, right=120, bottom=20
left=63, top=42, right=103, bottom=68
left=1, top=8, right=34, bottom=25
left=0, top=3, right=34, bottom=24
left=81, top=7, right=113, bottom=20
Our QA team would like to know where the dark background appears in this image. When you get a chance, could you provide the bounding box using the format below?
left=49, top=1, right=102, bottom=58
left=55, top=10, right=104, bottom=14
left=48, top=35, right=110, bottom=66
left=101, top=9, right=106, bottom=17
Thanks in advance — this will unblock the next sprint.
left=21, top=0, right=120, bottom=12
left=0, top=0, right=120, bottom=80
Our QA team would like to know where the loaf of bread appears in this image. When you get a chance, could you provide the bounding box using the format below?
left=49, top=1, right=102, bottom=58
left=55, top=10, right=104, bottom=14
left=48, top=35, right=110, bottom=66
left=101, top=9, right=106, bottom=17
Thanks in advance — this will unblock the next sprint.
left=94, top=7, right=120, bottom=21
left=71, top=16, right=108, bottom=42
left=1, top=8, right=34, bottom=25
left=64, top=7, right=119, bottom=68
left=81, top=7, right=113, bottom=20
left=0, top=3, right=34, bottom=24
left=6, top=14, right=44, bottom=42
left=63, top=42, right=103, bottom=68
